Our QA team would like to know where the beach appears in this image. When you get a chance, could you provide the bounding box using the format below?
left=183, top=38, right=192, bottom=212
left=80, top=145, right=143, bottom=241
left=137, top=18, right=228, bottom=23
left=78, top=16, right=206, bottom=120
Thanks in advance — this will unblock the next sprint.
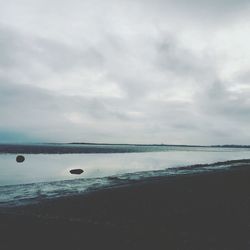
left=1, top=160, right=250, bottom=250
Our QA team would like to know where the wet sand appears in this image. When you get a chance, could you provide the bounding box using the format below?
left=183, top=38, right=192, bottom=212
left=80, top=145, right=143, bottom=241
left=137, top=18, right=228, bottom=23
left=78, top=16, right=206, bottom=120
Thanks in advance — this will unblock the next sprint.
left=1, top=162, right=250, bottom=249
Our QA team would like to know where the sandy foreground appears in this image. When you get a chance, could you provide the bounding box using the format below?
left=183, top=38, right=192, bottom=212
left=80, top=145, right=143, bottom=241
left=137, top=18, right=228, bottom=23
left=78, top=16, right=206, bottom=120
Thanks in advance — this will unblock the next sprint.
left=1, top=160, right=250, bottom=250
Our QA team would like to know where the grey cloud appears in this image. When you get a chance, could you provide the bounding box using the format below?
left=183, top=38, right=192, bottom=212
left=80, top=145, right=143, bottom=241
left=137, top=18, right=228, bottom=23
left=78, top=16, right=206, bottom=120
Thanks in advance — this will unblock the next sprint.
left=198, top=81, right=250, bottom=121
left=154, top=38, right=217, bottom=91
left=190, top=81, right=250, bottom=143
left=0, top=0, right=250, bottom=144
left=0, top=79, right=199, bottom=143
left=170, top=0, right=250, bottom=10
left=0, top=24, right=104, bottom=85
left=147, top=0, right=250, bottom=21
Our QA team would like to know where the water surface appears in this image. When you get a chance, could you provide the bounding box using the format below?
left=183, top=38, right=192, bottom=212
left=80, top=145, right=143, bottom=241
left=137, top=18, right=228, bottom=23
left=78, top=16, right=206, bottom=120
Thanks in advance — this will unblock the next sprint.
left=1, top=145, right=250, bottom=186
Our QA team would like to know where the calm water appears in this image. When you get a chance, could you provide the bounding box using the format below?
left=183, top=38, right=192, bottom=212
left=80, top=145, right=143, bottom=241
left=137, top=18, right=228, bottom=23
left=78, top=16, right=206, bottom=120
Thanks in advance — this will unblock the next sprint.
left=1, top=146, right=250, bottom=186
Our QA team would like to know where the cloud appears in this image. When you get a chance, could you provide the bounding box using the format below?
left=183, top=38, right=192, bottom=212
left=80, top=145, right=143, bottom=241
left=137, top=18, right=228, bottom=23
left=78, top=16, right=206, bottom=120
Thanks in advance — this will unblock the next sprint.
left=0, top=0, right=250, bottom=144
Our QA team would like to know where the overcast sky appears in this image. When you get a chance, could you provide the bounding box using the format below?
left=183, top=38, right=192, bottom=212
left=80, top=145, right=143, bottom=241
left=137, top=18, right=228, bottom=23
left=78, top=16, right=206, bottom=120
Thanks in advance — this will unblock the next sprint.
left=1, top=0, right=250, bottom=144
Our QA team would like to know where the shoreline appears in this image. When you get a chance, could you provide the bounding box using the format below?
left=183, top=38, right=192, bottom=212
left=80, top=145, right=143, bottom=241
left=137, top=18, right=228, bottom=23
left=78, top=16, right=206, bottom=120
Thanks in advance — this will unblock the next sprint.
left=1, top=159, right=250, bottom=249
left=1, top=158, right=250, bottom=208
left=1, top=143, right=250, bottom=154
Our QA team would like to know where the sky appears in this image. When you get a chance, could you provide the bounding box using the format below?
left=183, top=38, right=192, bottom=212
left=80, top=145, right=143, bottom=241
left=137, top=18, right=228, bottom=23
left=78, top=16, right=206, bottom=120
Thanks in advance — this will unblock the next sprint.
left=1, top=0, right=250, bottom=144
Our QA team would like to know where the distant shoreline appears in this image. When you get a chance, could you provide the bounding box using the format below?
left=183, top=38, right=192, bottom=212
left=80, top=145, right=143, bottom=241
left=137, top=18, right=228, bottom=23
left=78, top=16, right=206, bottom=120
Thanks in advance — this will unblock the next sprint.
left=2, top=142, right=250, bottom=148
left=69, top=142, right=250, bottom=148
left=1, top=143, right=250, bottom=154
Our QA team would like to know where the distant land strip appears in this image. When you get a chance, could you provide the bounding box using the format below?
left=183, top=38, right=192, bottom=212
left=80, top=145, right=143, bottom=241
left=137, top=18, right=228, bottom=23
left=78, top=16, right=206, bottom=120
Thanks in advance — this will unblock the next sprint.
left=69, top=142, right=250, bottom=148
left=0, top=143, right=250, bottom=154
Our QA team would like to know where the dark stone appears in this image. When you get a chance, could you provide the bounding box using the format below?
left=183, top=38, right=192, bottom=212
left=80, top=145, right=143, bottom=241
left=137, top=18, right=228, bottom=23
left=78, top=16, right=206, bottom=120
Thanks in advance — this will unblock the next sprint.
left=70, top=169, right=84, bottom=175
left=16, top=155, right=25, bottom=163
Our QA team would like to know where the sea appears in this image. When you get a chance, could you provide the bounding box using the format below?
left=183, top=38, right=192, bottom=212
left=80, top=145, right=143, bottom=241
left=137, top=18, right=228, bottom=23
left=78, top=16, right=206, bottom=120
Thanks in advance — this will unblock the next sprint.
left=0, top=143, right=250, bottom=207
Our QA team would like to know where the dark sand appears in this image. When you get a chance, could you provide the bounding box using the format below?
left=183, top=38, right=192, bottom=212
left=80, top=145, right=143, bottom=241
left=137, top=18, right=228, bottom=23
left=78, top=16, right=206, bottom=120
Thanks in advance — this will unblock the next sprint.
left=1, top=163, right=250, bottom=250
